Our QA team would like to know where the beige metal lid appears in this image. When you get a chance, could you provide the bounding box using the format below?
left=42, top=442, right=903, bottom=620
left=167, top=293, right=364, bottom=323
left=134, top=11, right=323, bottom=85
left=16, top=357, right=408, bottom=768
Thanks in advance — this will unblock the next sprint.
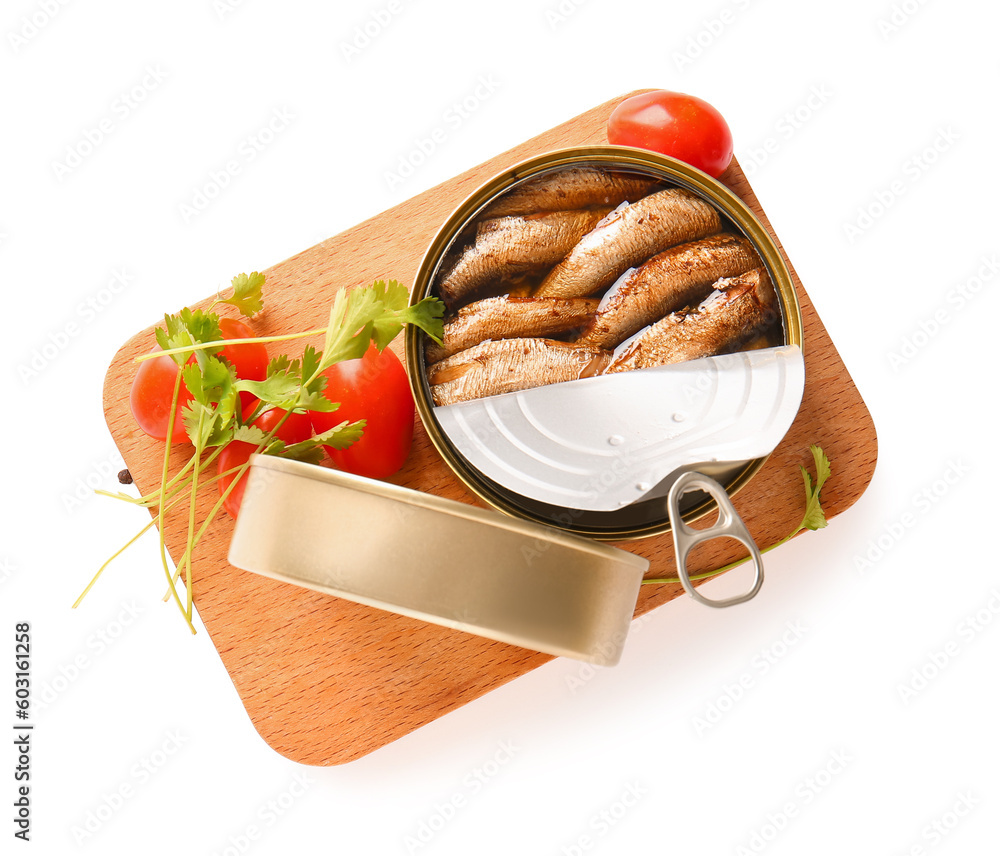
left=227, top=455, right=649, bottom=666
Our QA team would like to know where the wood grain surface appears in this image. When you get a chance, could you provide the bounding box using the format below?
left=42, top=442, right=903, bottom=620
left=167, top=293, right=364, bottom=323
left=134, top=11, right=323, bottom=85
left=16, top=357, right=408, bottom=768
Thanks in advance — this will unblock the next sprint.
left=103, top=92, right=878, bottom=765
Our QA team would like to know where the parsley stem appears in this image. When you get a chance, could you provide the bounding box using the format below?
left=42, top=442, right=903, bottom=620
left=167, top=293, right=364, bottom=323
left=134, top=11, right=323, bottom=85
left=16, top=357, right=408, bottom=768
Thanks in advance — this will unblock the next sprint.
left=73, top=518, right=157, bottom=608
left=640, top=527, right=803, bottom=586
left=136, top=328, right=329, bottom=363
left=158, top=371, right=196, bottom=634
left=95, top=445, right=226, bottom=508
left=167, top=409, right=293, bottom=591
left=90, top=282, right=445, bottom=631
left=75, top=478, right=192, bottom=608
left=166, top=348, right=370, bottom=598
left=182, top=411, right=207, bottom=623
left=117, top=453, right=199, bottom=504
left=639, top=447, right=831, bottom=588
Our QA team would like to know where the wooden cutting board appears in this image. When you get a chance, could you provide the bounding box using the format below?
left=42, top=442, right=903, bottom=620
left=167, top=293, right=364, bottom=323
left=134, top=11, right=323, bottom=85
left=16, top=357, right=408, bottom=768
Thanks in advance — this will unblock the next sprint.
left=103, top=92, right=878, bottom=765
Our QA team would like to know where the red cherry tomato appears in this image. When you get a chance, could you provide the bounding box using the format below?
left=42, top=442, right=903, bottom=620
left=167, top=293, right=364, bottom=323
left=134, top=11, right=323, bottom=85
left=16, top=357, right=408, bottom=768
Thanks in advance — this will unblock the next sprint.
left=129, top=353, right=195, bottom=443
left=607, top=90, right=734, bottom=178
left=129, top=318, right=269, bottom=443
left=309, top=344, right=415, bottom=479
left=218, top=317, right=268, bottom=409
left=217, top=441, right=255, bottom=519
left=218, top=405, right=314, bottom=519
left=243, top=402, right=314, bottom=445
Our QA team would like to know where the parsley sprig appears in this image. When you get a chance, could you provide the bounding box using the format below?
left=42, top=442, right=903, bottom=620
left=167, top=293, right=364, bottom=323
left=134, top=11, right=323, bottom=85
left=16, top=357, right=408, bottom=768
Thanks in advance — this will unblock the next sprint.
left=641, top=445, right=832, bottom=586
left=76, top=274, right=444, bottom=631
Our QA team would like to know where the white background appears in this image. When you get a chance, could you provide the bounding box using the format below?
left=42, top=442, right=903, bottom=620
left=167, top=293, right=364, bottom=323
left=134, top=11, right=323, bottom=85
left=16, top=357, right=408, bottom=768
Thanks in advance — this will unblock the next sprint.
left=2, top=0, right=997, bottom=853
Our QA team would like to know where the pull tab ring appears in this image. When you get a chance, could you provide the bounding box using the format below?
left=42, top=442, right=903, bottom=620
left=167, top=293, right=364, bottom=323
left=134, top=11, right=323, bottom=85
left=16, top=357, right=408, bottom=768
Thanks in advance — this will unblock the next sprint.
left=667, top=471, right=764, bottom=608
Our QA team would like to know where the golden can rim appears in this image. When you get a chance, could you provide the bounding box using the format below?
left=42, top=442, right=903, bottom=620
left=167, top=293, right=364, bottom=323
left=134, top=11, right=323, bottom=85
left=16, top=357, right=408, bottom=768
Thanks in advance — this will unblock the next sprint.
left=406, top=145, right=804, bottom=541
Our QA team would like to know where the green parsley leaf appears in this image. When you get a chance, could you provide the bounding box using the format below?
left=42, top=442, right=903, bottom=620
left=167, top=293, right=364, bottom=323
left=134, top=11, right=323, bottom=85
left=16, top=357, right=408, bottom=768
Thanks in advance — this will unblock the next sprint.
left=265, top=353, right=293, bottom=376
left=264, top=440, right=326, bottom=466
left=235, top=346, right=338, bottom=412
left=295, top=386, right=338, bottom=413
left=260, top=420, right=363, bottom=465
left=182, top=355, right=233, bottom=406
left=155, top=308, right=223, bottom=368
left=86, top=273, right=448, bottom=635
left=308, top=419, right=366, bottom=450
left=292, top=346, right=338, bottom=411
left=180, top=356, right=238, bottom=448
left=369, top=279, right=415, bottom=349
left=641, top=445, right=833, bottom=587
left=299, top=345, right=323, bottom=381
left=320, top=280, right=445, bottom=369
left=181, top=401, right=232, bottom=448
left=236, top=372, right=302, bottom=409
left=232, top=424, right=271, bottom=446
left=799, top=444, right=831, bottom=531
left=214, top=271, right=265, bottom=318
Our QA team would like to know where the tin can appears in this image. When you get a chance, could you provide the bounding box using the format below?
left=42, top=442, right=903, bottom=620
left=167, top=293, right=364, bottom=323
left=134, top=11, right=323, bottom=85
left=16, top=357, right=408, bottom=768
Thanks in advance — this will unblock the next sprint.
left=228, top=455, right=648, bottom=665
left=406, top=147, right=803, bottom=540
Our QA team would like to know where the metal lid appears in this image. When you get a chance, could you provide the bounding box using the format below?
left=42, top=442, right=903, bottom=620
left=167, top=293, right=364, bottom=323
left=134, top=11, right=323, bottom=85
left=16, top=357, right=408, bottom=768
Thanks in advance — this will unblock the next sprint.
left=227, top=455, right=649, bottom=665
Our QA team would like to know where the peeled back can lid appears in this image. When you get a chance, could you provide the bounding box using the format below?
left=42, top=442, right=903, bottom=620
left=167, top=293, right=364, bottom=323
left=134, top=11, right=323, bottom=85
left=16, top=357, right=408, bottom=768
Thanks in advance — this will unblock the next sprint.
left=226, top=455, right=649, bottom=666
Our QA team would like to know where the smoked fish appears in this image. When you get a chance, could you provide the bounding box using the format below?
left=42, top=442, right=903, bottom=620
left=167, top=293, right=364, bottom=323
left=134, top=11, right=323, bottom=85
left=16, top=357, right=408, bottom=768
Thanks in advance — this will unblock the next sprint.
left=576, top=233, right=760, bottom=349
left=481, top=167, right=659, bottom=218
left=605, top=268, right=780, bottom=374
left=435, top=208, right=609, bottom=309
left=429, top=338, right=611, bottom=406
left=426, top=296, right=599, bottom=363
left=533, top=188, right=721, bottom=299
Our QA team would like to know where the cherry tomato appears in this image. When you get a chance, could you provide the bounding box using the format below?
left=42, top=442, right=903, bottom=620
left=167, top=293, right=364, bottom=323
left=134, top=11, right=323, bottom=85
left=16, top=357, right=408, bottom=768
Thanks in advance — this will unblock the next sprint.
left=242, top=401, right=314, bottom=445
left=129, top=318, right=269, bottom=443
left=607, top=90, right=734, bottom=178
left=129, top=353, right=195, bottom=442
left=309, top=344, right=414, bottom=479
left=218, top=405, right=313, bottom=519
left=217, top=441, right=255, bottom=519
left=218, top=317, right=269, bottom=409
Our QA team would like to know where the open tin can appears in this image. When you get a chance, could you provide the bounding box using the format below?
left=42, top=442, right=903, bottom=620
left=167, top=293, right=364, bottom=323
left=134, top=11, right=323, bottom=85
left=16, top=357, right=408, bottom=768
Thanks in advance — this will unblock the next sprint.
left=406, top=146, right=804, bottom=542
